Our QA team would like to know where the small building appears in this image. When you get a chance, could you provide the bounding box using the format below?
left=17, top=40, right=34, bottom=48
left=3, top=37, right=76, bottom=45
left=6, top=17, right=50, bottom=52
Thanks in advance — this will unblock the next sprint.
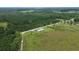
left=36, top=28, right=44, bottom=32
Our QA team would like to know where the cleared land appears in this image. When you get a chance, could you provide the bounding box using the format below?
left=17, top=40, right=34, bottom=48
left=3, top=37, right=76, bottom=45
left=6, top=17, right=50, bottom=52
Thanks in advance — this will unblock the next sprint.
left=22, top=23, right=79, bottom=51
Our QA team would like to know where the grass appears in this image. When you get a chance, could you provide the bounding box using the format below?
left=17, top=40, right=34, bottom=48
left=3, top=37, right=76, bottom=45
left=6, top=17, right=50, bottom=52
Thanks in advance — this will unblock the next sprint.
left=0, top=22, right=8, bottom=28
left=23, top=23, right=79, bottom=51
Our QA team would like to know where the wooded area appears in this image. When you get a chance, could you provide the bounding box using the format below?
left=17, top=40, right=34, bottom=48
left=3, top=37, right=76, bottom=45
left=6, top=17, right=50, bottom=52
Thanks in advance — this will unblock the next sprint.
left=0, top=12, right=79, bottom=50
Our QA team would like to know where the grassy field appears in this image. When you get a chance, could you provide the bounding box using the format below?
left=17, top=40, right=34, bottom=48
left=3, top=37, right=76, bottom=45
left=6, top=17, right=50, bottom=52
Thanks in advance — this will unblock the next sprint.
left=0, top=22, right=8, bottom=30
left=0, top=22, right=8, bottom=27
left=23, top=23, right=79, bottom=51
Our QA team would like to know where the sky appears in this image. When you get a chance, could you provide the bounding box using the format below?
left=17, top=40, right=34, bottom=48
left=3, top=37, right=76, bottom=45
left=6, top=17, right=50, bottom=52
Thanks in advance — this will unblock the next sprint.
left=0, top=0, right=79, bottom=7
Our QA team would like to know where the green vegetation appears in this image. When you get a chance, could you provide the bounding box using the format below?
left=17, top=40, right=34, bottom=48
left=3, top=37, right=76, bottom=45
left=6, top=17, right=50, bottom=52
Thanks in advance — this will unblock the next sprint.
left=23, top=23, right=79, bottom=51
left=0, top=8, right=79, bottom=50
left=0, top=22, right=21, bottom=51
left=0, top=22, right=8, bottom=30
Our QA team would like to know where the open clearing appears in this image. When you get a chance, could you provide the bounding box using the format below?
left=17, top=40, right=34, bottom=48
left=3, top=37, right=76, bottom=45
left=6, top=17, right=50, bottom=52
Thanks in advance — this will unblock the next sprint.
left=22, top=23, right=79, bottom=51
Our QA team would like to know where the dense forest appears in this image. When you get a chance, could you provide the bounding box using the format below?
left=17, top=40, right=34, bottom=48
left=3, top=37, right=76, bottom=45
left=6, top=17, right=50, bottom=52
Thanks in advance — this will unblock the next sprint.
left=1, top=12, right=79, bottom=31
left=0, top=8, right=79, bottom=51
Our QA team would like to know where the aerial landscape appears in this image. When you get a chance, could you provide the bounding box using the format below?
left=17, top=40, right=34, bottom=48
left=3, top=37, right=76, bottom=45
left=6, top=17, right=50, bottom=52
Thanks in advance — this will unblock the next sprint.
left=0, top=7, right=79, bottom=51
